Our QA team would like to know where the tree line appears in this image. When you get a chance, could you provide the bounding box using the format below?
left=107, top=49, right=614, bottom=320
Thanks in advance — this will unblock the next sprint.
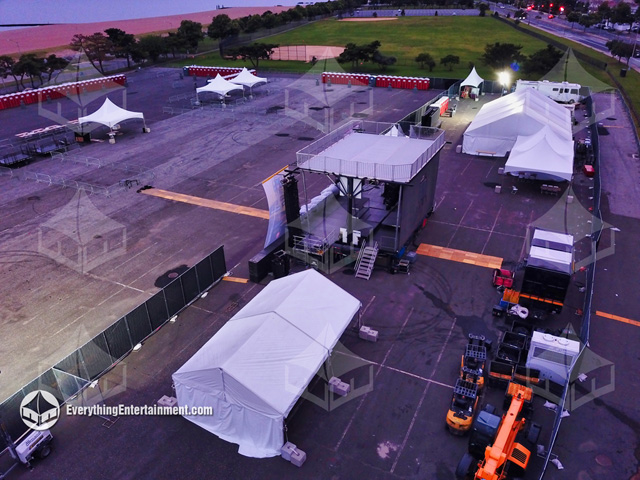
left=0, top=0, right=365, bottom=91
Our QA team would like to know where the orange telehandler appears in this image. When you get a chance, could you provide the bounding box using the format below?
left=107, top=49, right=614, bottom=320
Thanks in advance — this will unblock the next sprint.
left=456, top=382, right=539, bottom=480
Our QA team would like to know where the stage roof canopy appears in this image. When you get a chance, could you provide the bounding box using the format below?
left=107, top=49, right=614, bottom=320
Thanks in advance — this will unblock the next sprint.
left=296, top=122, right=445, bottom=183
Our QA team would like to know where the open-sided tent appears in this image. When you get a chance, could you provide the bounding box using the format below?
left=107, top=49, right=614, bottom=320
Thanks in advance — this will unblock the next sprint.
left=462, top=88, right=571, bottom=157
left=459, top=67, right=484, bottom=98
left=172, top=269, right=361, bottom=458
left=196, top=74, right=243, bottom=100
left=229, top=67, right=268, bottom=94
left=78, top=98, right=146, bottom=131
left=504, top=125, right=574, bottom=182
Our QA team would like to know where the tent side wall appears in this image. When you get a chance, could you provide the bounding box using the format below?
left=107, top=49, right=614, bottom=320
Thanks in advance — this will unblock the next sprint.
left=173, top=379, right=285, bottom=458
left=462, top=133, right=514, bottom=157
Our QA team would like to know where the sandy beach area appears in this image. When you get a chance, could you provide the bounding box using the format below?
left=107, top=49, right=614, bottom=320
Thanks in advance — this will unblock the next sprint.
left=0, top=6, right=289, bottom=56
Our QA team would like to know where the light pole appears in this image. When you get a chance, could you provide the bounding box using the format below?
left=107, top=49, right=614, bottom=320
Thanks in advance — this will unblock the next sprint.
left=6, top=39, right=21, bottom=55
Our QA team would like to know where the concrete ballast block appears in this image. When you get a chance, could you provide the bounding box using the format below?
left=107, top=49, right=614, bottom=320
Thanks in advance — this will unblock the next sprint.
left=359, top=326, right=379, bottom=342
left=281, top=442, right=297, bottom=462
left=329, top=377, right=350, bottom=396
left=157, top=395, right=178, bottom=408
left=290, top=448, right=306, bottom=467
left=494, top=185, right=502, bottom=194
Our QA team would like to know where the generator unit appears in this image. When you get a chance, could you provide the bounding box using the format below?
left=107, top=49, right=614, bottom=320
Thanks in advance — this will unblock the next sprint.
left=526, top=332, right=580, bottom=384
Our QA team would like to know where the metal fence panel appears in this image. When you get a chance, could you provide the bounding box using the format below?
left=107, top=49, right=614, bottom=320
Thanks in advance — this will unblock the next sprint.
left=104, top=316, right=133, bottom=362
left=195, top=257, right=214, bottom=293
left=210, top=246, right=227, bottom=280
left=125, top=303, right=152, bottom=345
left=163, top=281, right=185, bottom=319
left=54, top=350, right=90, bottom=381
left=78, top=334, right=113, bottom=381
left=181, top=267, right=200, bottom=305
left=147, top=291, right=170, bottom=330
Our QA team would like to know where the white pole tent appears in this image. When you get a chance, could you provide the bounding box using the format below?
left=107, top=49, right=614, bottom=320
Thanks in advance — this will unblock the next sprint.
left=459, top=66, right=484, bottom=99
left=228, top=67, right=268, bottom=95
left=196, top=74, right=243, bottom=102
left=504, top=125, right=574, bottom=182
left=78, top=98, right=147, bottom=132
left=172, top=269, right=361, bottom=458
left=462, top=88, right=571, bottom=157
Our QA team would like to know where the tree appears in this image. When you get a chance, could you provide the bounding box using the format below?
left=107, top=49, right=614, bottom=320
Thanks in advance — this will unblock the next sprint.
left=0, top=55, right=20, bottom=91
left=579, top=13, right=599, bottom=31
left=105, top=28, right=137, bottom=68
left=227, top=43, right=278, bottom=69
left=177, top=20, right=204, bottom=53
left=243, top=15, right=263, bottom=33
left=611, top=3, right=633, bottom=29
left=522, top=44, right=563, bottom=76
left=164, top=33, right=188, bottom=58
left=207, top=14, right=240, bottom=57
left=440, top=54, right=460, bottom=71
left=372, top=50, right=396, bottom=70
left=13, top=54, right=46, bottom=89
left=42, top=54, right=69, bottom=82
left=479, top=3, right=489, bottom=16
left=598, top=2, right=611, bottom=20
left=70, top=33, right=113, bottom=74
left=262, top=11, right=279, bottom=30
left=137, top=35, right=167, bottom=63
left=415, top=53, right=436, bottom=71
left=337, top=41, right=381, bottom=68
left=481, top=42, right=525, bottom=70
left=606, top=39, right=634, bottom=61
left=567, top=11, right=581, bottom=28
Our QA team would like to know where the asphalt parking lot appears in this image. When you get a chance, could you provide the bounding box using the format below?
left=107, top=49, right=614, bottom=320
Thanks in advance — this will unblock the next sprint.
left=1, top=67, right=638, bottom=480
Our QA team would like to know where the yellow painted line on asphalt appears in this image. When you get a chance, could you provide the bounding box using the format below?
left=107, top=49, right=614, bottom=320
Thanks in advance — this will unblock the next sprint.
left=601, top=125, right=625, bottom=128
left=223, top=276, right=249, bottom=284
left=416, top=243, right=502, bottom=269
left=141, top=188, right=270, bottom=219
left=596, top=310, right=640, bottom=328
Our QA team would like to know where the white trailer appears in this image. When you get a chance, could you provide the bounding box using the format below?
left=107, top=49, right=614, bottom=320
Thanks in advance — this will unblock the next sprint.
left=515, top=79, right=583, bottom=104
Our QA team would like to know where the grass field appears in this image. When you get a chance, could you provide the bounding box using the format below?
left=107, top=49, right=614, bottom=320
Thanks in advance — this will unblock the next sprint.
left=177, top=15, right=640, bottom=127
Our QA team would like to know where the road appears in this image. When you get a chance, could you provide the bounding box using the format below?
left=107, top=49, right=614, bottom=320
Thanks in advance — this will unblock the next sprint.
left=491, top=2, right=640, bottom=71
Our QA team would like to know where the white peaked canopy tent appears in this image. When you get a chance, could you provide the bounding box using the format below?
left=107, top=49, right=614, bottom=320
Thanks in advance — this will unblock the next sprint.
left=78, top=98, right=146, bottom=130
left=229, top=67, right=268, bottom=94
left=460, top=67, right=484, bottom=97
left=505, top=125, right=574, bottom=182
left=172, top=269, right=361, bottom=458
left=462, top=88, right=571, bottom=157
left=196, top=74, right=243, bottom=99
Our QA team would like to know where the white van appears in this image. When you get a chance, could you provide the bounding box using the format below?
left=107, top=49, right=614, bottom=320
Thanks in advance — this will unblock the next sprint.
left=515, top=79, right=583, bottom=104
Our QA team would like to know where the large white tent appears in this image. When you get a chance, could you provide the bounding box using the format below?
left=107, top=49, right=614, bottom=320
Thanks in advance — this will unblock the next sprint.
left=229, top=67, right=268, bottom=93
left=504, top=125, right=574, bottom=182
left=462, top=88, right=571, bottom=157
left=196, top=74, right=243, bottom=99
left=78, top=98, right=145, bottom=130
left=172, top=269, right=361, bottom=458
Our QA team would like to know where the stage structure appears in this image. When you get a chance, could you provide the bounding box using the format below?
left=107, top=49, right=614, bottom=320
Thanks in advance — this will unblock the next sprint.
left=290, top=121, right=445, bottom=272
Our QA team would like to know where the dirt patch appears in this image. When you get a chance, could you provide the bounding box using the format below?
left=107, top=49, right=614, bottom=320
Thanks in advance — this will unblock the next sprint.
left=339, top=17, right=399, bottom=22
left=270, top=45, right=345, bottom=62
